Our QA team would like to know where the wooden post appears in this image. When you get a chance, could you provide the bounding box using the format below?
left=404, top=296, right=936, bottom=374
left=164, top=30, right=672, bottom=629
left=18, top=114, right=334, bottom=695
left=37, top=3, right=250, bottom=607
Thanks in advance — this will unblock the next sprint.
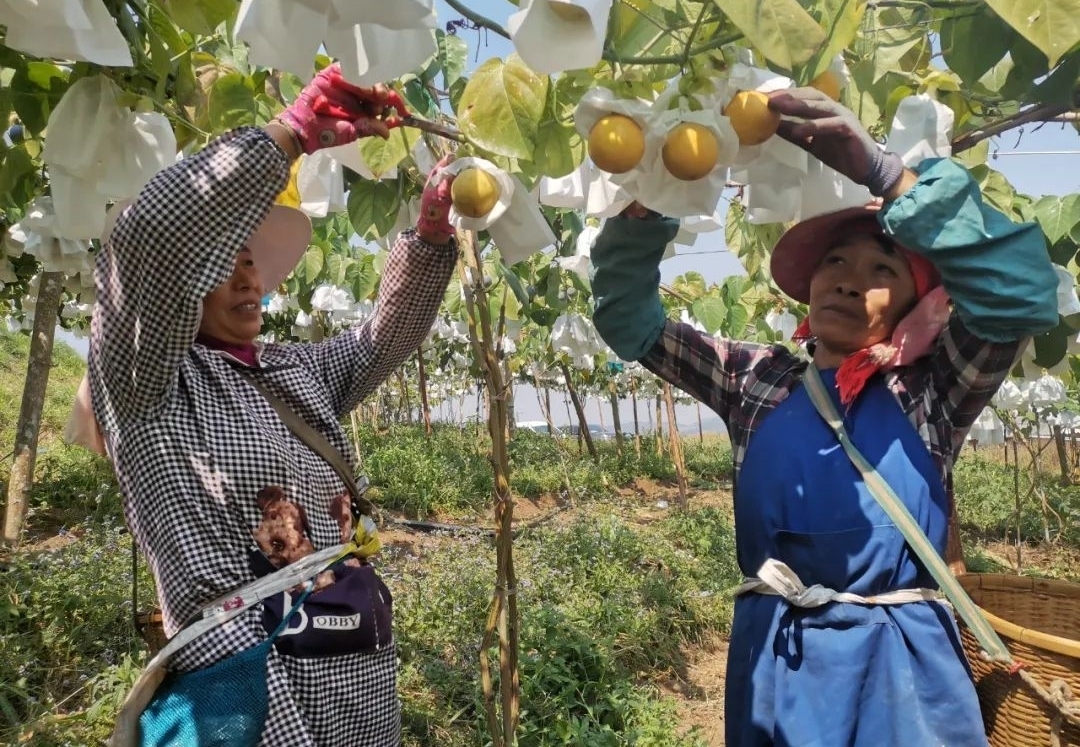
left=662, top=382, right=689, bottom=510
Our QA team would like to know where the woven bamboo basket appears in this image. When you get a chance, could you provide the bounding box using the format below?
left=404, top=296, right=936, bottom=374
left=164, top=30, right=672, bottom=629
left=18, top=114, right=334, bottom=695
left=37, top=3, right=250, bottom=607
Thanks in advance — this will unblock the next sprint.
left=958, top=573, right=1080, bottom=747
left=135, top=608, right=167, bottom=655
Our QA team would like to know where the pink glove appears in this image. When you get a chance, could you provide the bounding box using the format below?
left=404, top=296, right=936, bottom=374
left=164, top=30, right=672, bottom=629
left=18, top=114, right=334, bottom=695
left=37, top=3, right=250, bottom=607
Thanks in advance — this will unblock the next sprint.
left=275, top=64, right=408, bottom=154
left=416, top=154, right=457, bottom=245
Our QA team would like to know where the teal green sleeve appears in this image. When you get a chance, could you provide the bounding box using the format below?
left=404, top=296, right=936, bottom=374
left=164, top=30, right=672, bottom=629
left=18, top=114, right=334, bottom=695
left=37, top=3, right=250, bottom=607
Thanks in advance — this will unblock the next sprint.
left=879, top=158, right=1058, bottom=342
left=590, top=216, right=680, bottom=361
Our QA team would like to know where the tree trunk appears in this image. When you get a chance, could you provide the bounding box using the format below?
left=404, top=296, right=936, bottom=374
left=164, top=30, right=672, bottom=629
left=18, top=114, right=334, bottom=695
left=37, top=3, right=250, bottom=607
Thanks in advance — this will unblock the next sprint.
left=349, top=409, right=364, bottom=464
left=655, top=394, right=664, bottom=456
left=3, top=272, right=64, bottom=545
left=630, top=380, right=641, bottom=458
left=662, top=382, right=689, bottom=510
left=609, top=383, right=624, bottom=453
left=1053, top=425, right=1072, bottom=486
left=396, top=369, right=412, bottom=425
left=535, top=379, right=558, bottom=435
left=697, top=401, right=704, bottom=444
left=417, top=348, right=432, bottom=438
left=560, top=362, right=597, bottom=460
left=459, top=232, right=519, bottom=746
left=502, top=360, right=515, bottom=443
left=476, top=382, right=484, bottom=439
left=310, top=310, right=326, bottom=343
left=543, top=385, right=557, bottom=434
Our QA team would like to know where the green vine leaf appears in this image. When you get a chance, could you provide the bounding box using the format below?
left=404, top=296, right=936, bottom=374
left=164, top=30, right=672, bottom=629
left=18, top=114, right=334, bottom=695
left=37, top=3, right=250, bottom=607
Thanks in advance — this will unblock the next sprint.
left=163, top=0, right=235, bottom=37
left=456, top=55, right=549, bottom=160
left=348, top=179, right=401, bottom=241
left=939, top=6, right=1015, bottom=86
left=207, top=72, right=256, bottom=131
left=984, top=0, right=1080, bottom=67
left=1033, top=195, right=1080, bottom=245
left=360, top=127, right=422, bottom=179
left=713, top=0, right=826, bottom=70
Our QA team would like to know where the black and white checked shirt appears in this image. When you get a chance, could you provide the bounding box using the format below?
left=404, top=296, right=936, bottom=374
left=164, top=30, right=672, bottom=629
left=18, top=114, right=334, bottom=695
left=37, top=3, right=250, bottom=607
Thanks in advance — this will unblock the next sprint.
left=88, top=127, right=456, bottom=746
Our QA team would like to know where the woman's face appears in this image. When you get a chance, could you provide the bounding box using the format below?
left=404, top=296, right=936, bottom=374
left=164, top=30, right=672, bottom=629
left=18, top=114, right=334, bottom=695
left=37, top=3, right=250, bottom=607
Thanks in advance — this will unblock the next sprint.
left=807, top=234, right=917, bottom=359
left=199, top=248, right=264, bottom=345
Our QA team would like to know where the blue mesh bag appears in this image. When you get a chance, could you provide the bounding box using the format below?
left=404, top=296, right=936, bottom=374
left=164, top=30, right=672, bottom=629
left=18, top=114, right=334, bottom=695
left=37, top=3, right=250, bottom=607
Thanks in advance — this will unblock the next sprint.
left=138, top=586, right=311, bottom=746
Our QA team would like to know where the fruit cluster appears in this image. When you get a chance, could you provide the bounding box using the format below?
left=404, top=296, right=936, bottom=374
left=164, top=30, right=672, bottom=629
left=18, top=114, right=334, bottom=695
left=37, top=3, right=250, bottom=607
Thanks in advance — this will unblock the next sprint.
left=587, top=90, right=780, bottom=183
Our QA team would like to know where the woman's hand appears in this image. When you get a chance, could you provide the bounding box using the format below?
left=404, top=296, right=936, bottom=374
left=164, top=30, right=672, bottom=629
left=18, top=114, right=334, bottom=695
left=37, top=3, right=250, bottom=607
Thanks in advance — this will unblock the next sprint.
left=274, top=63, right=408, bottom=156
left=767, top=87, right=908, bottom=198
left=618, top=202, right=662, bottom=220
left=416, top=154, right=457, bottom=246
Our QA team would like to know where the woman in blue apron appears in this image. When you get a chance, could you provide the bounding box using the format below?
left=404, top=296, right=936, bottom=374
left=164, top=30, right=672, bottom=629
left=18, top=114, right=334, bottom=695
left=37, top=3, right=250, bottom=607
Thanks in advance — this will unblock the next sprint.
left=589, top=87, right=1060, bottom=745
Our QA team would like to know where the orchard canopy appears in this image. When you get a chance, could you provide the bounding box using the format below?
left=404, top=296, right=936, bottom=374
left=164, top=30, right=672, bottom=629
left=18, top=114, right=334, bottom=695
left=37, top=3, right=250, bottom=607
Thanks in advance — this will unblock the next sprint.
left=1, top=0, right=1080, bottom=405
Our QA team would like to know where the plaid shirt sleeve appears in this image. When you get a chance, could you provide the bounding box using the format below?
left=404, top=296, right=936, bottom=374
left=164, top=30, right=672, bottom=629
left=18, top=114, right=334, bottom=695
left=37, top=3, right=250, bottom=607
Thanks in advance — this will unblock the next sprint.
left=90, top=127, right=289, bottom=425
left=640, top=320, right=776, bottom=424
left=930, top=312, right=1024, bottom=452
left=289, top=229, right=457, bottom=417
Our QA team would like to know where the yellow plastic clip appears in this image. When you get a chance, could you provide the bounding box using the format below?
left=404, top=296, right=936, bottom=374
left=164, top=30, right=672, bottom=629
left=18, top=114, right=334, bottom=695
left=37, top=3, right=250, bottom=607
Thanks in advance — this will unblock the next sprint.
left=333, top=515, right=382, bottom=565
left=352, top=515, right=382, bottom=559
left=276, top=157, right=303, bottom=209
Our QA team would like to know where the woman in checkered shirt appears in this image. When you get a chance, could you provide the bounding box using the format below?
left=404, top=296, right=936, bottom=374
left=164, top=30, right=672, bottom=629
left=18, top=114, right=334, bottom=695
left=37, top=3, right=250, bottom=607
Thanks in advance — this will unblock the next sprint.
left=591, top=88, right=1059, bottom=746
left=81, top=66, right=459, bottom=745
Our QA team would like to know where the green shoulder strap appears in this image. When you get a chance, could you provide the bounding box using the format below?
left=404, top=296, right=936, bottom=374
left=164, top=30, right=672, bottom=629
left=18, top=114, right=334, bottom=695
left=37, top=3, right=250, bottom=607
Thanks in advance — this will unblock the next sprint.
left=803, top=362, right=1012, bottom=664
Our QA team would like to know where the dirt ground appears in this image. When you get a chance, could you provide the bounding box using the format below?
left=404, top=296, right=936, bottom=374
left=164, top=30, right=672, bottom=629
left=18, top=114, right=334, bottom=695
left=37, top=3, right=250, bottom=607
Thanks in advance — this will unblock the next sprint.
left=8, top=489, right=733, bottom=741
left=379, top=480, right=737, bottom=745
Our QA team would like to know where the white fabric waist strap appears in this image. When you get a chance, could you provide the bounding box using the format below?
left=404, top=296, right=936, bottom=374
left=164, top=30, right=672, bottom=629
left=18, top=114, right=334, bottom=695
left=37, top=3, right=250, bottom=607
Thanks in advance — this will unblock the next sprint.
left=736, top=559, right=947, bottom=608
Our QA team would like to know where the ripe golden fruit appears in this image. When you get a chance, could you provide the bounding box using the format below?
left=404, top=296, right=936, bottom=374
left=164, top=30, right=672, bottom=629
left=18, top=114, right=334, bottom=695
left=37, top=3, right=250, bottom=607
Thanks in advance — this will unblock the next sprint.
left=451, top=168, right=500, bottom=218
left=548, top=0, right=590, bottom=21
left=723, top=90, right=781, bottom=146
left=588, top=114, right=645, bottom=174
left=810, top=70, right=842, bottom=102
left=661, top=123, right=720, bottom=181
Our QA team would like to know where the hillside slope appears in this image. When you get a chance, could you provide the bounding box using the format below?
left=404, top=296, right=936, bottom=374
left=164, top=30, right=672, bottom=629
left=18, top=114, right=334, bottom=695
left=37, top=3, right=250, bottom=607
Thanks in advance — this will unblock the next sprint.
left=0, top=333, right=87, bottom=454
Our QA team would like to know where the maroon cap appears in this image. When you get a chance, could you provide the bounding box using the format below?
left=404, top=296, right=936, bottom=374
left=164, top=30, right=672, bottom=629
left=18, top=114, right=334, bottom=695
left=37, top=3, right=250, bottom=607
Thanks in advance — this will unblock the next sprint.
left=770, top=205, right=886, bottom=304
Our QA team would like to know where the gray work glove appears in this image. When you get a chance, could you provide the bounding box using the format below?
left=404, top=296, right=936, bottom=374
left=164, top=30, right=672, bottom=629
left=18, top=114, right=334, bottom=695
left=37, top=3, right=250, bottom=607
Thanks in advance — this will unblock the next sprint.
left=767, top=88, right=905, bottom=197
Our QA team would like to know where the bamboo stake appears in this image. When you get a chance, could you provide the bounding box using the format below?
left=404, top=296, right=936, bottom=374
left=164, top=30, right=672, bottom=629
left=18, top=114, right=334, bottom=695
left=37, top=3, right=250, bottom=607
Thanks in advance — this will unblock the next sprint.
left=662, top=382, right=689, bottom=510
left=533, top=373, right=578, bottom=505
left=417, top=348, right=432, bottom=438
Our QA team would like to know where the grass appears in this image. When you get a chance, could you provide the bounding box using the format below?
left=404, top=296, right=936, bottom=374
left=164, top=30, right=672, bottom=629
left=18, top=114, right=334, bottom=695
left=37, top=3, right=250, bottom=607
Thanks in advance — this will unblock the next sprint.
left=1, top=333, right=1078, bottom=745
left=0, top=333, right=87, bottom=455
